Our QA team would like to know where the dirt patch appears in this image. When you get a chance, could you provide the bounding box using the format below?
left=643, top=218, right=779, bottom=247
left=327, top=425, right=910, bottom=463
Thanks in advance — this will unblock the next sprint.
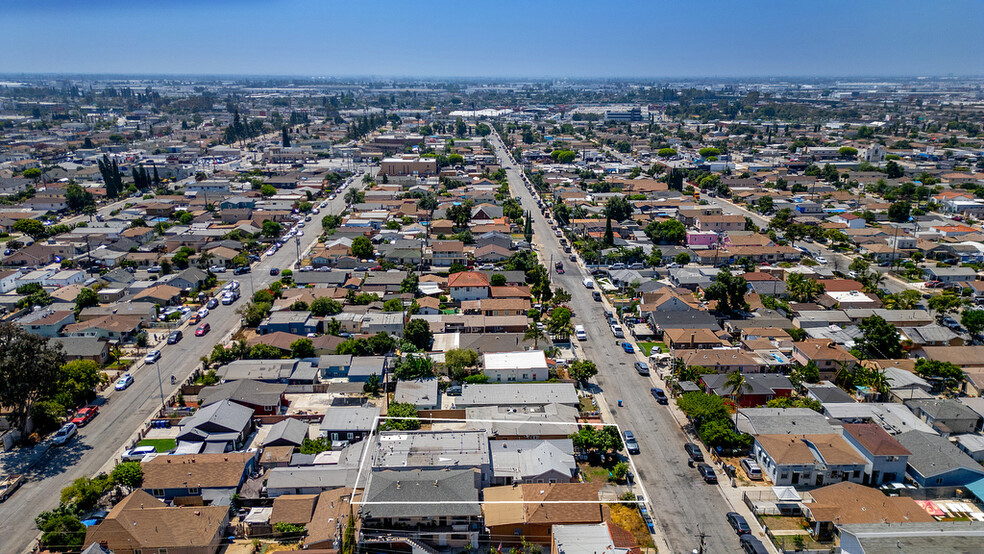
left=760, top=515, right=810, bottom=532
left=608, top=503, right=655, bottom=548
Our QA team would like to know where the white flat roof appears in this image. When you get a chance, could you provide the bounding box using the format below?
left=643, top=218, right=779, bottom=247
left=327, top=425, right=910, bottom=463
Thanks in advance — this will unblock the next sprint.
left=484, top=350, right=548, bottom=371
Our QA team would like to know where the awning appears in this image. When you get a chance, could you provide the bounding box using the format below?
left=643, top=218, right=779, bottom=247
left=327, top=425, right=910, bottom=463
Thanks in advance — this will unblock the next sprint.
left=967, top=477, right=984, bottom=504
left=772, top=486, right=802, bottom=502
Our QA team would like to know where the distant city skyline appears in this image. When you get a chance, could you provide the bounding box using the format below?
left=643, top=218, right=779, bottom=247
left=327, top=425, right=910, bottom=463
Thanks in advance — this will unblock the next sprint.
left=2, top=0, right=982, bottom=78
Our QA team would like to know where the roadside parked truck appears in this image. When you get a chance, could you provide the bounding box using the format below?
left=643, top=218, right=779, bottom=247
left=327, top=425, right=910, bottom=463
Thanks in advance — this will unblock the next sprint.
left=0, top=473, right=25, bottom=502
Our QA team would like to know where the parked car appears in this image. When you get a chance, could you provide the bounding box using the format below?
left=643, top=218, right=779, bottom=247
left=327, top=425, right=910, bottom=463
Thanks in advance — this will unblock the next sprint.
left=167, top=330, right=183, bottom=344
left=651, top=387, right=668, bottom=405
left=740, top=534, right=769, bottom=554
left=727, top=512, right=751, bottom=535
left=52, top=423, right=77, bottom=446
left=741, top=458, right=763, bottom=480
left=621, top=341, right=634, bottom=354
left=114, top=373, right=134, bottom=391
left=270, top=268, right=280, bottom=276
left=697, top=462, right=717, bottom=483
left=70, top=406, right=99, bottom=427
left=685, top=443, right=704, bottom=462
left=147, top=265, right=162, bottom=273
left=195, top=323, right=211, bottom=336
left=197, top=307, right=209, bottom=319
left=209, top=265, right=226, bottom=273
left=634, top=361, right=650, bottom=375
left=144, top=350, right=162, bottom=364
left=623, top=431, right=640, bottom=454
left=233, top=265, right=250, bottom=275
left=207, top=298, right=219, bottom=309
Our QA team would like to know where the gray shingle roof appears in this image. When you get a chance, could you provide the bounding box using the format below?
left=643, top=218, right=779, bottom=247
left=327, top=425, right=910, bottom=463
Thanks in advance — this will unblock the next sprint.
left=895, top=430, right=984, bottom=479
left=361, top=469, right=481, bottom=519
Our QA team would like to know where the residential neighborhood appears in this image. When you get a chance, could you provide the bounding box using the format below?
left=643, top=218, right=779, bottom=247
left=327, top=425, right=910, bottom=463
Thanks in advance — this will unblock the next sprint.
left=2, top=11, right=984, bottom=554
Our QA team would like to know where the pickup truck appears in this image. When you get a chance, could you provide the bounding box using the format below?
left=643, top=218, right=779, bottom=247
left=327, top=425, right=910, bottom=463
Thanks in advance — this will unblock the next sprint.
left=0, top=474, right=25, bottom=502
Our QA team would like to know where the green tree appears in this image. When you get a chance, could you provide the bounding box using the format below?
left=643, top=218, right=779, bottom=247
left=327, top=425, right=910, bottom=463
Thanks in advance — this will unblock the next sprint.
left=961, top=309, right=984, bottom=336
left=290, top=338, right=316, bottom=358
left=260, top=183, right=277, bottom=196
left=703, top=267, right=748, bottom=315
left=381, top=402, right=421, bottom=430
left=394, top=355, right=435, bottom=380
left=0, top=322, right=66, bottom=433
left=658, top=148, right=677, bottom=157
left=523, top=323, right=546, bottom=349
left=885, top=160, right=904, bottom=179
left=39, top=512, right=86, bottom=550
left=249, top=343, right=285, bottom=360
left=56, top=359, right=104, bottom=408
left=677, top=392, right=729, bottom=427
left=13, top=218, right=46, bottom=240
left=928, top=292, right=966, bottom=321
left=399, top=272, right=419, bottom=295
left=325, top=318, right=342, bottom=336
left=111, top=462, right=143, bottom=491
left=757, top=195, right=774, bottom=214
left=698, top=147, right=720, bottom=158
left=403, top=318, right=433, bottom=350
left=839, top=146, right=858, bottom=158
left=888, top=201, right=911, bottom=223
left=73, top=287, right=99, bottom=315
left=240, top=301, right=272, bottom=327
left=674, top=252, right=691, bottom=265
left=350, top=236, right=374, bottom=259
left=261, top=219, right=282, bottom=237
left=383, top=298, right=404, bottom=312
left=605, top=196, right=633, bottom=222
left=445, top=348, right=479, bottom=381
left=300, top=436, right=332, bottom=455
left=855, top=315, right=903, bottom=359
left=786, top=272, right=825, bottom=303
left=568, top=360, right=598, bottom=382
left=310, top=297, right=343, bottom=317
left=363, top=372, right=381, bottom=396
left=645, top=219, right=686, bottom=245
left=725, top=371, right=750, bottom=423
left=914, top=358, right=965, bottom=390
left=61, top=474, right=113, bottom=512
left=603, top=215, right=614, bottom=247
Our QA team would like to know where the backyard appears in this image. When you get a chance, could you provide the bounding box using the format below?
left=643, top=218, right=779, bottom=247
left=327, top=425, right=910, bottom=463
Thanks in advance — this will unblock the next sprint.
left=138, top=438, right=177, bottom=452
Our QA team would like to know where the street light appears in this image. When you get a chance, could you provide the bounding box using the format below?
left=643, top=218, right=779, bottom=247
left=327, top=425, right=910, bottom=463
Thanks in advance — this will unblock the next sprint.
left=150, top=358, right=166, bottom=416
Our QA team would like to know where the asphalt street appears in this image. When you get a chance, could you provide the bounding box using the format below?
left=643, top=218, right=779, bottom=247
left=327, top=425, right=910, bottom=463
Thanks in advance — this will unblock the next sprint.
left=491, top=134, right=741, bottom=553
left=0, top=174, right=366, bottom=554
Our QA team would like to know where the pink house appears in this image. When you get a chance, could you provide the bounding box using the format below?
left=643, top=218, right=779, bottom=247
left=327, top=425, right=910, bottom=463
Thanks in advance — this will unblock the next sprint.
left=686, top=230, right=719, bottom=248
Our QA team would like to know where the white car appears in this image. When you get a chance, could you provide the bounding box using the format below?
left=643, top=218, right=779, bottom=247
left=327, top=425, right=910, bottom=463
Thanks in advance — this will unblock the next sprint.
left=144, top=350, right=162, bottom=364
left=197, top=307, right=209, bottom=319
left=296, top=230, right=304, bottom=236
left=52, top=423, right=77, bottom=446
left=114, top=373, right=134, bottom=390
left=209, top=265, right=226, bottom=273
left=815, top=256, right=828, bottom=264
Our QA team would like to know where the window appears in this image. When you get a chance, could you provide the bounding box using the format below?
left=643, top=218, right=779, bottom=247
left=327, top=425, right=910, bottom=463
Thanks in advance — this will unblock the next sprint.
left=152, top=489, right=165, bottom=497
left=188, top=487, right=200, bottom=495
left=347, top=432, right=354, bottom=440
left=853, top=470, right=861, bottom=478
left=331, top=433, right=339, bottom=441
left=159, top=550, right=168, bottom=554
left=936, top=477, right=944, bottom=485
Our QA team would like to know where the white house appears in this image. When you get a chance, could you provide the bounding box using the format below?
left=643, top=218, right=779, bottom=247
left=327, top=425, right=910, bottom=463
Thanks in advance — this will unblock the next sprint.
left=42, top=270, right=85, bottom=288
left=482, top=350, right=548, bottom=383
left=0, top=269, right=19, bottom=293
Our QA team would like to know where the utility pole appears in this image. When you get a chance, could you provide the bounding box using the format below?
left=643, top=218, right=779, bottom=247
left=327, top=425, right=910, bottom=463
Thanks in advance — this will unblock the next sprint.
left=693, top=525, right=707, bottom=554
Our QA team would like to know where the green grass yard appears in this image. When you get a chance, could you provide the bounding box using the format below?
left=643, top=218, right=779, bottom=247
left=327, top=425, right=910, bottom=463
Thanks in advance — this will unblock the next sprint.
left=138, top=438, right=177, bottom=452
left=637, top=342, right=667, bottom=356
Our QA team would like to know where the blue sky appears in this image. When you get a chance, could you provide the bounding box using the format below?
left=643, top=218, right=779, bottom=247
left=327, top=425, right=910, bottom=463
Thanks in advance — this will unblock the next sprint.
left=2, top=0, right=982, bottom=77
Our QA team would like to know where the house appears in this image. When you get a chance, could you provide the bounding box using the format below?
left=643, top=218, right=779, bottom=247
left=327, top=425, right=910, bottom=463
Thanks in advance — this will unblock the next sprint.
left=430, top=239, right=466, bottom=267
left=62, top=315, right=143, bottom=342
left=166, top=267, right=208, bottom=291
left=753, top=433, right=867, bottom=487
left=304, top=489, right=360, bottom=549
left=838, top=522, right=984, bottom=554
left=18, top=309, right=75, bottom=338
left=448, top=271, right=491, bottom=302
left=792, top=339, right=859, bottom=380
left=48, top=336, right=110, bottom=364
left=131, top=284, right=183, bottom=306
left=482, top=350, right=548, bottom=382
left=82, top=490, right=229, bottom=554
left=736, top=408, right=836, bottom=436
left=489, top=438, right=577, bottom=485
left=840, top=423, right=910, bottom=486
left=216, top=359, right=300, bottom=382
left=41, top=270, right=85, bottom=288
left=923, top=266, right=976, bottom=284
left=895, top=430, right=984, bottom=487
left=175, top=400, right=254, bottom=452
left=317, top=354, right=353, bottom=380
left=372, top=429, right=491, bottom=482
left=198, top=379, right=288, bottom=416
left=701, top=373, right=793, bottom=407
left=348, top=356, right=386, bottom=383
left=456, top=383, right=579, bottom=408
left=393, top=377, right=440, bottom=410
left=257, top=311, right=318, bottom=336
left=262, top=418, right=310, bottom=448
left=360, top=469, right=481, bottom=549
left=804, top=481, right=934, bottom=540
left=663, top=328, right=729, bottom=351
left=552, top=522, right=642, bottom=554
left=674, top=349, right=771, bottom=374
left=465, top=404, right=579, bottom=439
left=829, top=213, right=867, bottom=229
left=905, top=399, right=981, bottom=435
left=318, top=406, right=380, bottom=443
left=141, top=451, right=256, bottom=503
left=483, top=483, right=604, bottom=547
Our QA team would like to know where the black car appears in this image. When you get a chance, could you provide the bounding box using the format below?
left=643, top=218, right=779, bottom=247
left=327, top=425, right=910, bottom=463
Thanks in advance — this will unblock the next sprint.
left=685, top=443, right=704, bottom=463
left=623, top=431, right=640, bottom=454
left=206, top=298, right=219, bottom=309
left=167, top=330, right=183, bottom=344
left=634, top=361, right=650, bottom=376
left=650, top=387, right=668, bottom=404
left=697, top=463, right=717, bottom=483
left=270, top=268, right=280, bottom=276
left=740, top=534, right=768, bottom=554
left=233, top=265, right=250, bottom=275
left=727, top=512, right=751, bottom=535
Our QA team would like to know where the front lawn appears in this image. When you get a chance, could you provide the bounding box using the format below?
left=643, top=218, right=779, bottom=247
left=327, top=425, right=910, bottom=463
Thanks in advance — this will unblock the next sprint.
left=138, top=438, right=177, bottom=452
left=637, top=342, right=667, bottom=356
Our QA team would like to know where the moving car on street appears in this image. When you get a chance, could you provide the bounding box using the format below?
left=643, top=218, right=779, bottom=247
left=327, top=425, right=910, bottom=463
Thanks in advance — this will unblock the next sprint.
left=114, top=373, right=134, bottom=390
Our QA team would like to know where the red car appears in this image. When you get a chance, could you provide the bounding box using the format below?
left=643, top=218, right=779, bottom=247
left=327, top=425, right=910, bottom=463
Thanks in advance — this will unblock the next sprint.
left=70, top=406, right=98, bottom=426
left=195, top=323, right=211, bottom=336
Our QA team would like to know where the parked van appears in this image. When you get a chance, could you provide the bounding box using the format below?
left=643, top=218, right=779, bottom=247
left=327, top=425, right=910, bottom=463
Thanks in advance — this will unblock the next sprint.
left=740, top=458, right=763, bottom=480
left=574, top=325, right=587, bottom=341
left=591, top=290, right=602, bottom=301
left=611, top=324, right=624, bottom=338
left=583, top=278, right=594, bottom=289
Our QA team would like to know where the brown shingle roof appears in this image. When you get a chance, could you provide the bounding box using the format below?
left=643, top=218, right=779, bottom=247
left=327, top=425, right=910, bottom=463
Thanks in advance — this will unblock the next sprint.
left=271, top=494, right=319, bottom=525
left=756, top=434, right=866, bottom=466
left=142, top=452, right=252, bottom=490
left=841, top=423, right=911, bottom=456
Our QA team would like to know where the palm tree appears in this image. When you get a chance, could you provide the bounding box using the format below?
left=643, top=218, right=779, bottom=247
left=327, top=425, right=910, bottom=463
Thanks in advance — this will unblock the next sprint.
left=787, top=273, right=825, bottom=303
left=523, top=323, right=546, bottom=349
left=861, top=271, right=886, bottom=294
left=834, top=362, right=856, bottom=389
left=865, top=367, right=892, bottom=401
left=725, top=371, right=751, bottom=425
